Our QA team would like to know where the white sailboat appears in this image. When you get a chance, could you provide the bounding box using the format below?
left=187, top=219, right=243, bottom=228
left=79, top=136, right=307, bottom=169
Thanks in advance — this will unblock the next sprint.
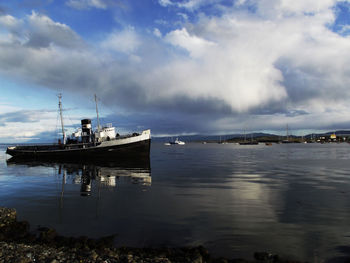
left=173, top=138, right=185, bottom=145
left=165, top=137, right=185, bottom=145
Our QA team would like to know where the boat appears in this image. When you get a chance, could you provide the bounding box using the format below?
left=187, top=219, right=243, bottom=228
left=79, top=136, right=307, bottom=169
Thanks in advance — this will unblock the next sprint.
left=239, top=132, right=258, bottom=145
left=166, top=138, right=185, bottom=145
left=172, top=138, right=185, bottom=145
left=281, top=124, right=293, bottom=143
left=6, top=94, right=151, bottom=159
left=217, top=136, right=228, bottom=144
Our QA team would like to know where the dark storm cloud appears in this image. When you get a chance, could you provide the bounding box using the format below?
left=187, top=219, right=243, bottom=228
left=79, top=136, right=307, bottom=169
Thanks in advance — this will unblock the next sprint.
left=103, top=84, right=234, bottom=116
left=98, top=89, right=237, bottom=134
left=276, top=53, right=350, bottom=107
left=284, top=110, right=308, bottom=117
left=247, top=100, right=307, bottom=117
left=25, top=29, right=82, bottom=49
left=149, top=96, right=234, bottom=116
left=276, top=61, right=321, bottom=104
left=100, top=111, right=222, bottom=135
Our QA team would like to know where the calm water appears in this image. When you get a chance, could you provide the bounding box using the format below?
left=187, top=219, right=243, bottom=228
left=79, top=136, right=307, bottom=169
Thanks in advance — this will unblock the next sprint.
left=1, top=143, right=350, bottom=261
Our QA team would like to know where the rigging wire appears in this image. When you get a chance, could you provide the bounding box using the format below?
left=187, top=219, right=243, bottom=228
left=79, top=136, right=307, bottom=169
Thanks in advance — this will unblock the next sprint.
left=91, top=95, right=122, bottom=130
left=66, top=114, right=80, bottom=134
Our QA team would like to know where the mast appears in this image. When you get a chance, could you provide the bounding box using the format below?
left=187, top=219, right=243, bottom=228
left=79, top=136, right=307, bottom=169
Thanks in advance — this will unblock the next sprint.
left=95, top=94, right=101, bottom=132
left=286, top=124, right=289, bottom=141
left=58, top=94, right=66, bottom=144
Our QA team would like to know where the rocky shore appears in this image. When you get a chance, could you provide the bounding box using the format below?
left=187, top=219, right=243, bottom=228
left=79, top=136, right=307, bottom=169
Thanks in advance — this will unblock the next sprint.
left=0, top=207, right=300, bottom=263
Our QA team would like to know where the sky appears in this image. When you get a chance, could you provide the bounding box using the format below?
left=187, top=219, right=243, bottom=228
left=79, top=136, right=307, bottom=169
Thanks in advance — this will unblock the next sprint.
left=1, top=0, right=350, bottom=142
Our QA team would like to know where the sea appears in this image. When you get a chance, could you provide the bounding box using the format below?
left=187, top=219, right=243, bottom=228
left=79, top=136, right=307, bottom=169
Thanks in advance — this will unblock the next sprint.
left=1, top=142, right=350, bottom=261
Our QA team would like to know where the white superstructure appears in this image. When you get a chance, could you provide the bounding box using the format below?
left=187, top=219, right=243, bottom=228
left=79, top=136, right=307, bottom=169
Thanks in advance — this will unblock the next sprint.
left=95, top=123, right=117, bottom=141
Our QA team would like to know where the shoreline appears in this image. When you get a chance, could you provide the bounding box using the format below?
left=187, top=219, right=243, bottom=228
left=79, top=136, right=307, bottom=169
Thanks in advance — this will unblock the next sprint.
left=0, top=207, right=302, bottom=263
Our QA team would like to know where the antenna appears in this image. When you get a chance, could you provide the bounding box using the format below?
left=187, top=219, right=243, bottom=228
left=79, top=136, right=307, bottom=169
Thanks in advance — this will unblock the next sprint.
left=95, top=94, right=101, bottom=132
left=58, top=94, right=66, bottom=144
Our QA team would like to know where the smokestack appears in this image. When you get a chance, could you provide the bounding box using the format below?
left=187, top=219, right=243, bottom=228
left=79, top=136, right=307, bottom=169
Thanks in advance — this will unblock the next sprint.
left=81, top=119, right=92, bottom=143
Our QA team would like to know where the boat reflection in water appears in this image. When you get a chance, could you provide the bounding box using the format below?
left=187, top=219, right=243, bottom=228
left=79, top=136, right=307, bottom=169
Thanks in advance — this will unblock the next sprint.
left=76, top=162, right=152, bottom=196
left=6, top=156, right=151, bottom=197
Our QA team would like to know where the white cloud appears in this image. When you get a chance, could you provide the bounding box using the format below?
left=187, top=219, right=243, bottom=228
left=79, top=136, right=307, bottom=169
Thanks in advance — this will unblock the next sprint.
left=101, top=27, right=140, bottom=54
left=177, top=12, right=189, bottom=21
left=177, top=0, right=208, bottom=10
left=250, top=0, right=339, bottom=19
left=153, top=28, right=162, bottom=38
left=158, top=0, right=231, bottom=11
left=235, top=0, right=247, bottom=6
left=165, top=28, right=216, bottom=58
left=0, top=14, right=21, bottom=29
left=66, top=0, right=107, bottom=9
left=151, top=1, right=350, bottom=117
left=158, top=0, right=173, bottom=7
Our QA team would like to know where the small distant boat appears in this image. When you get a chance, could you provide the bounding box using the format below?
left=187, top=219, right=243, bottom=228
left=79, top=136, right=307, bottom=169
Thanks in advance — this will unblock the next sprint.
left=239, top=130, right=258, bottom=145
left=265, top=142, right=273, bottom=146
left=218, top=136, right=228, bottom=144
left=202, top=141, right=207, bottom=144
left=172, top=138, right=185, bottom=145
left=165, top=138, right=185, bottom=145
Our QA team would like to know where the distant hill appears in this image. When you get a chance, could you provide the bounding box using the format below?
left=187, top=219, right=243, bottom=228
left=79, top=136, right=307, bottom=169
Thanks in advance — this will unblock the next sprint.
left=304, top=130, right=350, bottom=138
left=153, top=130, right=350, bottom=143
left=325, top=130, right=350, bottom=135
left=153, top=132, right=278, bottom=142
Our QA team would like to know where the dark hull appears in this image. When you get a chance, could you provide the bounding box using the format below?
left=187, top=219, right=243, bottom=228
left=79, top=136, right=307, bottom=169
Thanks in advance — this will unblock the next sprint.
left=6, top=139, right=151, bottom=160
left=7, top=153, right=150, bottom=170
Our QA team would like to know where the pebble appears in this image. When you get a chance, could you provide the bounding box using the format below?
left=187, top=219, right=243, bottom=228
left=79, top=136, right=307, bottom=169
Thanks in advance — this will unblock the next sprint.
left=0, top=206, right=309, bottom=263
